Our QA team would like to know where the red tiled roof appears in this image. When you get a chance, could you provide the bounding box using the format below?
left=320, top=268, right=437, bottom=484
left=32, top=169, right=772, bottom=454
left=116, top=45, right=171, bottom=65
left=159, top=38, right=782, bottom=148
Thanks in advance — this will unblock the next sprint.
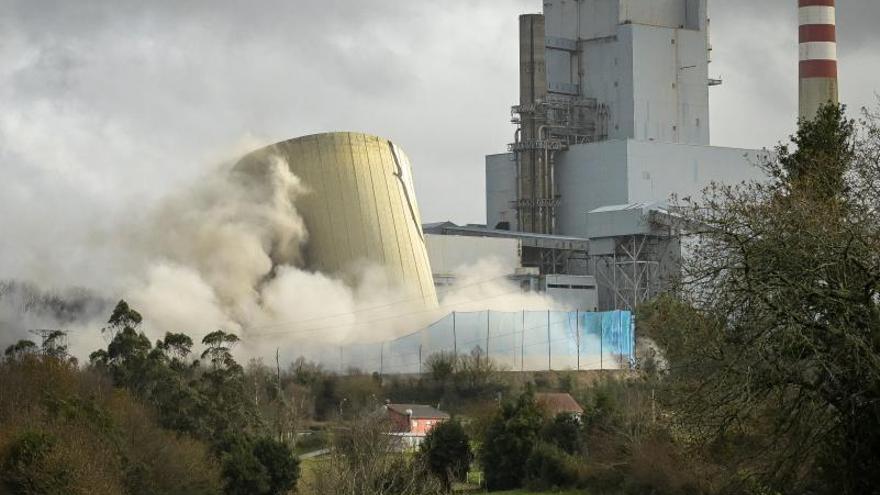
left=535, top=393, right=583, bottom=415
left=386, top=404, right=450, bottom=420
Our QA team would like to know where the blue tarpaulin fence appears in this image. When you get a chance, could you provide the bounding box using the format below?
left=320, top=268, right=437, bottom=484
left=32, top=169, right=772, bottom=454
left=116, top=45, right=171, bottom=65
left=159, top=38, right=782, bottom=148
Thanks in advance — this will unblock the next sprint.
left=322, top=310, right=634, bottom=375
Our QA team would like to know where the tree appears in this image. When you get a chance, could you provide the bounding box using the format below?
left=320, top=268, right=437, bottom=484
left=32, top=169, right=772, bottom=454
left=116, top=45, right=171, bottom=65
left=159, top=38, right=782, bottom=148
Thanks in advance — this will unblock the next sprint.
left=778, top=104, right=855, bottom=200
left=454, top=346, right=498, bottom=396
left=201, top=330, right=241, bottom=371
left=220, top=437, right=299, bottom=495
left=541, top=413, right=583, bottom=455
left=659, top=103, right=880, bottom=494
left=425, top=352, right=457, bottom=383
left=0, top=431, right=73, bottom=494
left=479, top=390, right=545, bottom=490
left=221, top=438, right=271, bottom=495
left=156, top=332, right=195, bottom=371
left=88, top=302, right=155, bottom=393
left=4, top=340, right=37, bottom=361
left=252, top=438, right=299, bottom=495
left=103, top=299, right=142, bottom=341
left=419, top=420, right=472, bottom=490
left=524, top=442, right=577, bottom=491
left=309, top=416, right=444, bottom=495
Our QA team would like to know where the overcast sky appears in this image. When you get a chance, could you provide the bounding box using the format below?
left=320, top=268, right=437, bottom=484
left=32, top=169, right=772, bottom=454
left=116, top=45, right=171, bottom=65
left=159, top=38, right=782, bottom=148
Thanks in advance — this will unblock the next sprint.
left=1, top=0, right=878, bottom=287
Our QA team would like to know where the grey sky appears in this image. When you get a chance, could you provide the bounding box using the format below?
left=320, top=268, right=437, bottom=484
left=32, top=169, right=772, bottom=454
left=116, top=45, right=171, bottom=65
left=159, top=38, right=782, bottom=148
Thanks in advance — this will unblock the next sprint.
left=1, top=0, right=878, bottom=288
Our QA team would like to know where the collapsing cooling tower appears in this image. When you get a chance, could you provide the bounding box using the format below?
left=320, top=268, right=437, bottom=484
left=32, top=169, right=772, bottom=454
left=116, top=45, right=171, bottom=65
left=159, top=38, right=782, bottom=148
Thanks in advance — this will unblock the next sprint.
left=236, top=132, right=437, bottom=307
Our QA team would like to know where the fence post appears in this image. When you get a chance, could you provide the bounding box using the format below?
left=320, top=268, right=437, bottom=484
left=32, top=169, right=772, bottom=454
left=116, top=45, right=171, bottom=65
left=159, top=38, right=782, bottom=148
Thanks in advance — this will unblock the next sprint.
left=632, top=312, right=637, bottom=369
left=576, top=311, right=580, bottom=372
left=452, top=311, right=457, bottom=356
left=521, top=310, right=525, bottom=373
left=486, top=311, right=490, bottom=365
left=600, top=315, right=604, bottom=371
left=547, top=310, right=552, bottom=371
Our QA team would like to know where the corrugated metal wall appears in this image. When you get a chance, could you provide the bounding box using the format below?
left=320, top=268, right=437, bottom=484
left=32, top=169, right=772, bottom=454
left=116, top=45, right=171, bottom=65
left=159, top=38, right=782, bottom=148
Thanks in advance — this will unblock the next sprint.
left=237, top=132, right=437, bottom=308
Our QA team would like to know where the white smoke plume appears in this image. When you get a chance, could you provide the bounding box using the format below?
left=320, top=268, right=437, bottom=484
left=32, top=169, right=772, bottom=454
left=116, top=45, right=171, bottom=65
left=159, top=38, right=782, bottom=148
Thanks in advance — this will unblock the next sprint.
left=0, top=154, right=558, bottom=364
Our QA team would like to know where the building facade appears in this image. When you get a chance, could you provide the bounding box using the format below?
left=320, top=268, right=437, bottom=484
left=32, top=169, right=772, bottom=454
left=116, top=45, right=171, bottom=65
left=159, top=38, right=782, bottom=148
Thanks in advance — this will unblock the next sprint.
left=481, top=0, right=769, bottom=310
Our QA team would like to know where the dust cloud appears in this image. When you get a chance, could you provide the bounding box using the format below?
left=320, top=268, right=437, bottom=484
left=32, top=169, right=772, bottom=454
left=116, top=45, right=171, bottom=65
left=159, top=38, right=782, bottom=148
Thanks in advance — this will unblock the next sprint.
left=0, top=156, right=558, bottom=363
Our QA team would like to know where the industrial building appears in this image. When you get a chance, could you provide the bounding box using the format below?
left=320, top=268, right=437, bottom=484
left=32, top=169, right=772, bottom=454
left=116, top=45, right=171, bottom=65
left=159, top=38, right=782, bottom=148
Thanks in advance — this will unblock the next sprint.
left=424, top=223, right=599, bottom=310
left=224, top=1, right=836, bottom=369
left=233, top=2, right=835, bottom=324
left=427, top=0, right=777, bottom=311
left=236, top=132, right=438, bottom=309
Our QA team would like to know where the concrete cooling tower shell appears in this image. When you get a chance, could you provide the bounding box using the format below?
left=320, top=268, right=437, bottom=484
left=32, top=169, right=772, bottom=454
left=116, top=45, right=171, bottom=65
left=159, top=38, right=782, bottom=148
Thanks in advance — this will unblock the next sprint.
left=236, top=132, right=438, bottom=308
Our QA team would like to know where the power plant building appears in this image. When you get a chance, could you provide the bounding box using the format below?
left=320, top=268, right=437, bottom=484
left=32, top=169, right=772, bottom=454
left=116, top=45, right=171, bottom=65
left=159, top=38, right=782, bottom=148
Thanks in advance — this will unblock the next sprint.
left=470, top=0, right=772, bottom=310
left=235, top=1, right=814, bottom=317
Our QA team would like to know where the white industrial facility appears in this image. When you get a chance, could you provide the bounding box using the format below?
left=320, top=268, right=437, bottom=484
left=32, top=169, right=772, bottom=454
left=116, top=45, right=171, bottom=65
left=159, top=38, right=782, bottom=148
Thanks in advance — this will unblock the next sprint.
left=424, top=0, right=774, bottom=311
left=237, top=0, right=838, bottom=319
left=224, top=0, right=840, bottom=369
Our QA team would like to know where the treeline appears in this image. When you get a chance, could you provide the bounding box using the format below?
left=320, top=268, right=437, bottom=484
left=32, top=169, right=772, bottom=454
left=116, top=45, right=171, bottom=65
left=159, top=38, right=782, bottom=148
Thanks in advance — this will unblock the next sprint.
left=639, top=104, right=880, bottom=493
left=1, top=301, right=298, bottom=495
left=0, top=337, right=222, bottom=494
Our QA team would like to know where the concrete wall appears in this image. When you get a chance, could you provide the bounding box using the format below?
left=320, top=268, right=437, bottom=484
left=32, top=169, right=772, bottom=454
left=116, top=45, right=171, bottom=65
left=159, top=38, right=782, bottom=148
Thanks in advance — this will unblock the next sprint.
left=555, top=140, right=630, bottom=236
left=553, top=139, right=765, bottom=238
left=485, top=153, right=517, bottom=230
left=624, top=140, right=765, bottom=206
left=543, top=0, right=711, bottom=146
left=629, top=25, right=710, bottom=144
left=487, top=139, right=764, bottom=239
left=580, top=31, right=635, bottom=141
left=544, top=275, right=599, bottom=311
left=619, top=0, right=689, bottom=28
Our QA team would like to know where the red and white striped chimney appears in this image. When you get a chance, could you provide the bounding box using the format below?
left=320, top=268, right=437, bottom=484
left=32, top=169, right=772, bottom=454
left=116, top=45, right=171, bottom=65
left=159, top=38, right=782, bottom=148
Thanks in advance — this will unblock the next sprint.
left=799, top=0, right=839, bottom=120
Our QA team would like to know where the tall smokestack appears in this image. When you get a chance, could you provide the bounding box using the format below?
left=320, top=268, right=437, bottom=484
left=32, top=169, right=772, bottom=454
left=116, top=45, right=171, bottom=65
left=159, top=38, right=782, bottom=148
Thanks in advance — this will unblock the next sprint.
left=799, top=0, right=839, bottom=120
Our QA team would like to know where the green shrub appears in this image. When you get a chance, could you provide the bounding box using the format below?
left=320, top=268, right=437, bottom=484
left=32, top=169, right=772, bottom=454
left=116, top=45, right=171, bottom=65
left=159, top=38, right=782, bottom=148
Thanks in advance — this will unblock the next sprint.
left=542, top=413, right=584, bottom=455
left=479, top=391, right=544, bottom=490
left=524, top=442, right=578, bottom=490
left=221, top=437, right=299, bottom=495
left=253, top=438, right=299, bottom=495
left=0, top=431, right=73, bottom=495
left=419, top=420, right=472, bottom=489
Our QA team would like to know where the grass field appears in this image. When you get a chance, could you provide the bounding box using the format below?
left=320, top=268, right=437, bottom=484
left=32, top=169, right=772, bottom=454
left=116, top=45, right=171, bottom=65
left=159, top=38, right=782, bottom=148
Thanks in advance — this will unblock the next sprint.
left=484, top=490, right=586, bottom=494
